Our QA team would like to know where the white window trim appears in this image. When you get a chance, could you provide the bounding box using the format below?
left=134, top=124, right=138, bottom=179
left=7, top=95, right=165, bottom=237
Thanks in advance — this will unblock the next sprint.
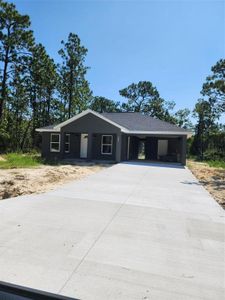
left=50, top=133, right=60, bottom=152
left=101, top=135, right=113, bottom=155
left=65, top=133, right=70, bottom=153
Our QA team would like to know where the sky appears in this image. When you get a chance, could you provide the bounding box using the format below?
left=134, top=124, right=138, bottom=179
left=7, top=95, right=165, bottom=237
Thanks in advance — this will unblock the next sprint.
left=11, top=0, right=225, bottom=117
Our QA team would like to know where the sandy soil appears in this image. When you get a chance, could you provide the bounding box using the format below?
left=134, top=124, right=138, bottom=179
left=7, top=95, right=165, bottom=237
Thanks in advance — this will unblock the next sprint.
left=187, top=160, right=225, bottom=209
left=0, top=163, right=108, bottom=200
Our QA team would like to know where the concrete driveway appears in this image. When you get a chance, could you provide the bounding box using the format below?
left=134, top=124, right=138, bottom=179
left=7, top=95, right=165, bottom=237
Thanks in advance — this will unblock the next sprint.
left=0, top=162, right=224, bottom=300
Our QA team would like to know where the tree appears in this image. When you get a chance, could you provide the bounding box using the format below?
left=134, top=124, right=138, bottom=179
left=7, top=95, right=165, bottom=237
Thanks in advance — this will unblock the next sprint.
left=58, top=33, right=91, bottom=119
left=90, top=96, right=120, bottom=113
left=201, top=59, right=225, bottom=114
left=0, top=0, right=34, bottom=120
left=191, top=99, right=217, bottom=159
left=174, top=108, right=192, bottom=128
left=6, top=64, right=30, bottom=150
left=119, top=81, right=176, bottom=121
left=24, top=43, right=58, bottom=145
left=119, top=81, right=159, bottom=113
left=43, top=53, right=58, bottom=125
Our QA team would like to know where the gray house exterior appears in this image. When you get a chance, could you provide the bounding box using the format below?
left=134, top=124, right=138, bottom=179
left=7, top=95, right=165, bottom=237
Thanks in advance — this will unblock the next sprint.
left=36, top=109, right=190, bottom=165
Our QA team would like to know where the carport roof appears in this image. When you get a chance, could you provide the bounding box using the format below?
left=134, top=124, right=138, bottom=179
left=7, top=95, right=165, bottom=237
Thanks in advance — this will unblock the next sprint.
left=36, top=109, right=190, bottom=135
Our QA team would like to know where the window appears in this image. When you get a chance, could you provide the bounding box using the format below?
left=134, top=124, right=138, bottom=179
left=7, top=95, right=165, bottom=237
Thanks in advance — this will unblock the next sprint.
left=65, top=134, right=70, bottom=153
left=50, top=133, right=60, bottom=152
left=101, top=135, right=113, bottom=155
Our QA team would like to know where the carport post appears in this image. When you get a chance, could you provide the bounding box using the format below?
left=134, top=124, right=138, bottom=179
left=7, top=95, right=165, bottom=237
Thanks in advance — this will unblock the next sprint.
left=87, top=132, right=93, bottom=160
left=181, top=135, right=187, bottom=165
left=116, top=133, right=122, bottom=162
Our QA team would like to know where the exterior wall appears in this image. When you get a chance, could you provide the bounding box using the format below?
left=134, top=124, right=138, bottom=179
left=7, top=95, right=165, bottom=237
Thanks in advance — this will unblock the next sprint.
left=121, top=134, right=128, bottom=161
left=63, top=133, right=81, bottom=159
left=40, top=113, right=121, bottom=161
left=41, top=132, right=63, bottom=160
left=62, top=113, right=121, bottom=134
left=92, top=133, right=117, bottom=161
left=129, top=136, right=139, bottom=160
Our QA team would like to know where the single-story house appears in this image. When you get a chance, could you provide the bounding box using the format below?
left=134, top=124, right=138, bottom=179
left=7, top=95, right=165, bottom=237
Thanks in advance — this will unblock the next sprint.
left=36, top=109, right=190, bottom=165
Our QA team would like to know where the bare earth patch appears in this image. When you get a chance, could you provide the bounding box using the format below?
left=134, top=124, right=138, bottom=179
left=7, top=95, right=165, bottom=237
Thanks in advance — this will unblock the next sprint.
left=0, top=163, right=108, bottom=200
left=187, top=160, right=225, bottom=209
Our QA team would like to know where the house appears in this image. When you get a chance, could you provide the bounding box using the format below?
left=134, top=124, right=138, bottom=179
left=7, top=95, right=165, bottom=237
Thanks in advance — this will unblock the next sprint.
left=36, top=109, right=190, bottom=165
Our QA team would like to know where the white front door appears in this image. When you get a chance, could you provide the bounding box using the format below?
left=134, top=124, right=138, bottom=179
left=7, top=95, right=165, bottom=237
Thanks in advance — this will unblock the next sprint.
left=158, top=140, right=168, bottom=158
left=80, top=134, right=88, bottom=158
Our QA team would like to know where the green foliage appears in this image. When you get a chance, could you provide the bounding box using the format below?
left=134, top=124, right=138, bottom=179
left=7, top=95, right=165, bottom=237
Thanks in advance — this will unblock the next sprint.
left=119, top=81, right=192, bottom=126
left=174, top=108, right=192, bottom=128
left=0, top=0, right=34, bottom=119
left=58, top=33, right=92, bottom=118
left=25, top=43, right=58, bottom=146
left=119, top=81, right=160, bottom=113
left=0, top=116, right=10, bottom=151
left=202, top=59, right=225, bottom=114
left=191, top=99, right=218, bottom=159
left=90, top=96, right=121, bottom=113
left=206, top=160, right=225, bottom=169
left=190, top=60, right=225, bottom=160
left=203, top=149, right=224, bottom=161
left=0, top=1, right=92, bottom=152
left=0, top=152, right=42, bottom=169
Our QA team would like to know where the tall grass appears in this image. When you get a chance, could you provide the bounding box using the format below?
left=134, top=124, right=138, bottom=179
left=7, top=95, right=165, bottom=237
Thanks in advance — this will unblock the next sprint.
left=207, top=160, right=225, bottom=169
left=0, top=153, right=42, bottom=169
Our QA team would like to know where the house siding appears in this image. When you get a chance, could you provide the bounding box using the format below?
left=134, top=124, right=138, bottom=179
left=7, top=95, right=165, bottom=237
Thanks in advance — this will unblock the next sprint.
left=41, top=113, right=121, bottom=161
left=121, top=134, right=128, bottom=161
left=61, top=113, right=121, bottom=134
left=41, top=132, right=63, bottom=160
left=63, top=133, right=81, bottom=159
left=92, top=133, right=117, bottom=161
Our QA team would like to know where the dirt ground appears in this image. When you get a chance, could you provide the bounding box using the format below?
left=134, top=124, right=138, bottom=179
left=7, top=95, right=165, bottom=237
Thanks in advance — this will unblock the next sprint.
left=187, top=160, right=225, bottom=209
left=0, top=163, right=108, bottom=200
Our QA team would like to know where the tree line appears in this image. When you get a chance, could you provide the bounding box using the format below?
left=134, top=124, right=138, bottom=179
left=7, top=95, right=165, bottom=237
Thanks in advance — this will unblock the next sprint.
left=0, top=1, right=224, bottom=160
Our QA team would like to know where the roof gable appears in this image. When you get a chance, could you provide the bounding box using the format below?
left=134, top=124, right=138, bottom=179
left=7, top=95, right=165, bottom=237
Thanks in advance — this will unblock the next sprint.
left=36, top=109, right=126, bottom=132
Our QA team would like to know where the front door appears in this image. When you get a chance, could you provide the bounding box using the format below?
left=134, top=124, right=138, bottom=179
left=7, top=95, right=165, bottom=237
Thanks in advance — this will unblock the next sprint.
left=80, top=133, right=88, bottom=158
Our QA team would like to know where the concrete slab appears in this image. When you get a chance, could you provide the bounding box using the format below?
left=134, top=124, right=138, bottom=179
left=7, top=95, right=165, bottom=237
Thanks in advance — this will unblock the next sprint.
left=0, top=162, right=224, bottom=299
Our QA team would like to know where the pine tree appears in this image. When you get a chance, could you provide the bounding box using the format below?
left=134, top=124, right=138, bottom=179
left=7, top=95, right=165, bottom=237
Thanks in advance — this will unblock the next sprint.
left=58, top=33, right=92, bottom=119
left=0, top=0, right=34, bottom=120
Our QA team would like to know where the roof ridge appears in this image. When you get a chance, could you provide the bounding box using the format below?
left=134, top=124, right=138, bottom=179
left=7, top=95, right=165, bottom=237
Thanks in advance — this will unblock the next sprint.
left=102, top=111, right=141, bottom=114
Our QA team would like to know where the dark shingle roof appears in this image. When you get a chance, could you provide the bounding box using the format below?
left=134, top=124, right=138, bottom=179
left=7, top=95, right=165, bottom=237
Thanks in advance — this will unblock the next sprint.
left=101, top=112, right=187, bottom=132
left=36, top=110, right=189, bottom=134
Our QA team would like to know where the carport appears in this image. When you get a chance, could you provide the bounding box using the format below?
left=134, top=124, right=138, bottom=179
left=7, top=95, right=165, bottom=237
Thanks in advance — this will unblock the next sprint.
left=122, top=134, right=187, bottom=164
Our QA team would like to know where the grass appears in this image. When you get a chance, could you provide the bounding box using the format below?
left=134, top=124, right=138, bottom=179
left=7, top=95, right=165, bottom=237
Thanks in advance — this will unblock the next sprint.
left=0, top=153, right=43, bottom=169
left=188, top=157, right=225, bottom=169
left=206, top=160, right=225, bottom=169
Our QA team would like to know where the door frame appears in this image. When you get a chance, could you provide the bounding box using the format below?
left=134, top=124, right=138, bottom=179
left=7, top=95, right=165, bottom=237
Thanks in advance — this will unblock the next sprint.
left=80, top=133, right=88, bottom=158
